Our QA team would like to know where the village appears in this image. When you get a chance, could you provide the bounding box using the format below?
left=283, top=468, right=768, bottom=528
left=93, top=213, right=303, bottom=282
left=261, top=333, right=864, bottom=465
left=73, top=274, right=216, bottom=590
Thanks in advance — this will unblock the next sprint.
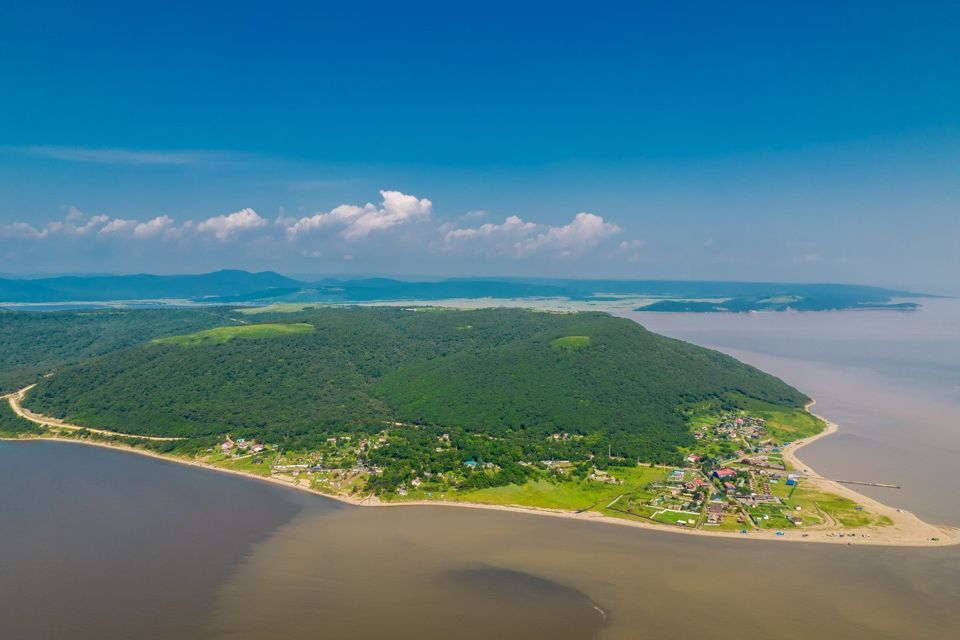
left=206, top=408, right=870, bottom=535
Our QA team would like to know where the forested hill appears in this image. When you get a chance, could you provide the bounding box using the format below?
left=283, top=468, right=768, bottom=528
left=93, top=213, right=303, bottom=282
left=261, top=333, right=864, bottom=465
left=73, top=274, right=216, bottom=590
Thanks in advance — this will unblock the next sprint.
left=0, top=308, right=235, bottom=394
left=25, top=307, right=807, bottom=464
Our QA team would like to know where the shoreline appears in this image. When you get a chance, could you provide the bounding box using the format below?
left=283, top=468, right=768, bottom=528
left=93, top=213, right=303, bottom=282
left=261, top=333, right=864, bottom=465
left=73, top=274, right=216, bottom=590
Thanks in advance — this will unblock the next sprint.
left=4, top=392, right=958, bottom=548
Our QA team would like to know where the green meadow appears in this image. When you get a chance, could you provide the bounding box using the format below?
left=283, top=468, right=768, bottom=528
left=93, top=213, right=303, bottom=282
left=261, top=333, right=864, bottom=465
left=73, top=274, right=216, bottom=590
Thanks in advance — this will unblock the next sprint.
left=153, top=322, right=315, bottom=346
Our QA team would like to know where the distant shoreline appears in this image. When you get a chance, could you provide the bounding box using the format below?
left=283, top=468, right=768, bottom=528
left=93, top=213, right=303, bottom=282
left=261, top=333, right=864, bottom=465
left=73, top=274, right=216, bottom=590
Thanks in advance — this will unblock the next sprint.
left=4, top=391, right=958, bottom=548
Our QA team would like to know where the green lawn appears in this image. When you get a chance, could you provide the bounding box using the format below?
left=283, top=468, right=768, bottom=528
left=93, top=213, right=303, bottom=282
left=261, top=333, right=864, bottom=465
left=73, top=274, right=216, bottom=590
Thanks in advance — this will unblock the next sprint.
left=550, top=335, right=591, bottom=350
left=208, top=452, right=274, bottom=476
left=239, top=303, right=328, bottom=315
left=153, top=322, right=315, bottom=346
left=650, top=509, right=700, bottom=526
left=455, top=465, right=668, bottom=511
left=789, top=486, right=887, bottom=527
left=726, top=393, right=826, bottom=443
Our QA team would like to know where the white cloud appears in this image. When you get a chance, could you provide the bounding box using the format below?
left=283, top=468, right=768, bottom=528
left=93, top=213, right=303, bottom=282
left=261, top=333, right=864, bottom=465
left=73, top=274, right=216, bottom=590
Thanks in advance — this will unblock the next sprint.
left=197, top=208, right=267, bottom=239
left=133, top=215, right=175, bottom=238
left=1, top=193, right=627, bottom=267
left=444, top=214, right=537, bottom=243
left=97, top=215, right=176, bottom=238
left=285, top=190, right=432, bottom=240
left=446, top=211, right=620, bottom=258
left=99, top=219, right=138, bottom=235
left=518, top=212, right=619, bottom=256
left=1, top=210, right=110, bottom=239
left=0, top=221, right=48, bottom=239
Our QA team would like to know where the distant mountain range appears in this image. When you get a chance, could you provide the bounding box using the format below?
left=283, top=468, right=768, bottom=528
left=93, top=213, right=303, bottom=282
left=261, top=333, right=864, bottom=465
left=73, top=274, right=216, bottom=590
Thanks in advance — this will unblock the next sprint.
left=0, top=269, right=930, bottom=312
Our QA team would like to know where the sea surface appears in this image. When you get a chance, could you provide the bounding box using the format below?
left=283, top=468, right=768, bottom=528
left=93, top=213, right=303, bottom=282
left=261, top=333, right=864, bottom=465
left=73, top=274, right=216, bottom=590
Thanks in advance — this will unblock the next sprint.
left=3, top=299, right=960, bottom=639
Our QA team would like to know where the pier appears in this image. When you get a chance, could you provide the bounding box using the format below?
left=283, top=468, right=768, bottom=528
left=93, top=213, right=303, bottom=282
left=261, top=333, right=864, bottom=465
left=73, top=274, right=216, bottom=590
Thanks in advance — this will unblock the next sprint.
left=831, top=479, right=901, bottom=489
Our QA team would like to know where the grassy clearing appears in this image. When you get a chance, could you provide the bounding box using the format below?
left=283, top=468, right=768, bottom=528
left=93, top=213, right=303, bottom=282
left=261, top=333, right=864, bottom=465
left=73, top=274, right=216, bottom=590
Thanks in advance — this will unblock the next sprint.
left=650, top=509, right=700, bottom=526
left=207, top=453, right=274, bottom=477
left=726, top=394, right=825, bottom=443
left=550, top=335, right=591, bottom=350
left=790, top=486, right=886, bottom=527
left=239, top=303, right=328, bottom=315
left=455, top=465, right=667, bottom=511
left=153, top=322, right=315, bottom=346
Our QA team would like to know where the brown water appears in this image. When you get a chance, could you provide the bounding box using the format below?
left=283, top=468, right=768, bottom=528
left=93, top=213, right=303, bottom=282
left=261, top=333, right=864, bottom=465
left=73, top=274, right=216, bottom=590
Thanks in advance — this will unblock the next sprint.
left=4, top=300, right=960, bottom=639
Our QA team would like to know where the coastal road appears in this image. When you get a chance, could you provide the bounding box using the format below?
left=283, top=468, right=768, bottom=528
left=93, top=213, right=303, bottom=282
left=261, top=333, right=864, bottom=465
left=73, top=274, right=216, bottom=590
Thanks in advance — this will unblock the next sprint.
left=6, top=384, right=185, bottom=442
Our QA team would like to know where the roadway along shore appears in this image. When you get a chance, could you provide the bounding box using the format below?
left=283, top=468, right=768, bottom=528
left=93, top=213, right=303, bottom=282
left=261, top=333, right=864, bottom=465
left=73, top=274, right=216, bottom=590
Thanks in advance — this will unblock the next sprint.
left=4, top=386, right=958, bottom=547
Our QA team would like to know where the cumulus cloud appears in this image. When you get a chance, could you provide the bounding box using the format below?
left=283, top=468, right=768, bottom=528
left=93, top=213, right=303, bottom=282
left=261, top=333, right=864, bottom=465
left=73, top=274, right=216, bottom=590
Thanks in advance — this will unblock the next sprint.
left=0, top=192, right=633, bottom=267
left=445, top=215, right=536, bottom=242
left=518, top=212, right=619, bottom=256
left=99, top=219, right=138, bottom=235
left=0, top=221, right=49, bottom=239
left=197, top=208, right=267, bottom=239
left=285, top=190, right=432, bottom=240
left=98, top=215, right=177, bottom=238
left=133, top=215, right=175, bottom=238
left=1, top=210, right=110, bottom=239
left=446, top=211, right=620, bottom=258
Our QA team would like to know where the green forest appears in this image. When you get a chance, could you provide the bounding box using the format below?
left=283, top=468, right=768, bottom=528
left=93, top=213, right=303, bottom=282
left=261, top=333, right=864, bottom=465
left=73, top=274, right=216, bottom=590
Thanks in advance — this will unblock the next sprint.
left=22, top=307, right=808, bottom=472
left=0, top=308, right=235, bottom=394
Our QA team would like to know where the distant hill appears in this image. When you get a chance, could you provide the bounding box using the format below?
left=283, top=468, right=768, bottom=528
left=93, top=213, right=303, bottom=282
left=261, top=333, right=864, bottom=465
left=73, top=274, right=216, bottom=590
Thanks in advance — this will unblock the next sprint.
left=0, top=270, right=928, bottom=312
left=0, top=270, right=299, bottom=302
left=25, top=307, right=808, bottom=464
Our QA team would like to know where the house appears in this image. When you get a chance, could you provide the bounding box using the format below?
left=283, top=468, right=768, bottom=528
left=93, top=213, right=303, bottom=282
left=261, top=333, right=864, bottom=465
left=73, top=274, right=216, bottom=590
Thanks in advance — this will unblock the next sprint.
left=713, top=468, right=737, bottom=480
left=707, top=503, right=724, bottom=515
left=724, top=481, right=736, bottom=493
left=220, top=436, right=234, bottom=455
left=686, top=454, right=701, bottom=464
left=250, top=443, right=265, bottom=453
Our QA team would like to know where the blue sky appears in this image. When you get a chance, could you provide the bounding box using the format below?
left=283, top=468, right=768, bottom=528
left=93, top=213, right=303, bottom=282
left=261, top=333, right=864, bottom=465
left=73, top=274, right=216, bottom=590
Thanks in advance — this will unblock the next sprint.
left=1, top=1, right=958, bottom=291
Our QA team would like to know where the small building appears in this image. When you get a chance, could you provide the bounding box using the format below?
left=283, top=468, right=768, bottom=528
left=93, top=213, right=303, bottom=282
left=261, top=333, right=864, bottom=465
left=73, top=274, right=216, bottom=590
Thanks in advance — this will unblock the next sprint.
left=714, top=468, right=737, bottom=480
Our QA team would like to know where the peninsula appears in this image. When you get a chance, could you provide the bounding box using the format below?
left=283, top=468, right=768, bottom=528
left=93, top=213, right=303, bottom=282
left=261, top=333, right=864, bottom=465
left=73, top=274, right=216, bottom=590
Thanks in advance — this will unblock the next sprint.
left=2, top=305, right=955, bottom=546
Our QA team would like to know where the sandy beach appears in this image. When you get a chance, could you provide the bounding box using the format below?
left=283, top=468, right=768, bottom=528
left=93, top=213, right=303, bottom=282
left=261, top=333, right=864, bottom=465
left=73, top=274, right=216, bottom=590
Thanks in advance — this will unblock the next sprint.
left=5, top=389, right=958, bottom=548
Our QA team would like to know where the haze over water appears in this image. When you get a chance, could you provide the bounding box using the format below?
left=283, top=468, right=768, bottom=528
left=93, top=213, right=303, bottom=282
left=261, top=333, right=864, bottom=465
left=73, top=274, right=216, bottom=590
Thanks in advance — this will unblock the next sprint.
left=3, top=300, right=960, bottom=639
